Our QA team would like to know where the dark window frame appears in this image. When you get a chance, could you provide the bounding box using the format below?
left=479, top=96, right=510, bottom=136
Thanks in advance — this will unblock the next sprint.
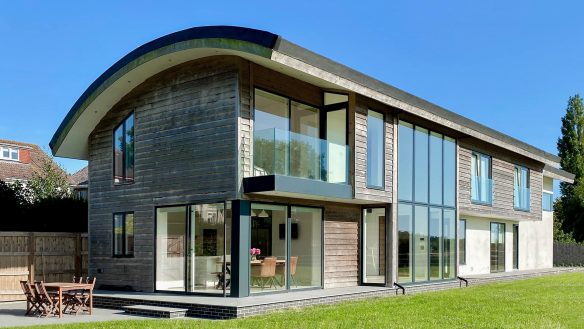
left=366, top=109, right=385, bottom=190
left=459, top=219, right=466, bottom=265
left=513, top=165, right=530, bottom=211
left=470, top=151, right=493, bottom=206
left=113, top=112, right=135, bottom=185
left=113, top=212, right=134, bottom=258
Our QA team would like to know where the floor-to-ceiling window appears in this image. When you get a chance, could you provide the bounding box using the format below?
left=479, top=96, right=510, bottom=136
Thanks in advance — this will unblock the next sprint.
left=250, top=203, right=322, bottom=294
left=490, top=222, right=505, bottom=273
left=397, top=121, right=457, bottom=283
left=253, top=89, right=348, bottom=184
left=363, top=208, right=386, bottom=284
left=156, top=203, right=231, bottom=295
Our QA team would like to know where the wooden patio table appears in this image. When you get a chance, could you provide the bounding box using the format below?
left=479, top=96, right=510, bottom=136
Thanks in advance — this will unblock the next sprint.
left=43, top=282, right=93, bottom=318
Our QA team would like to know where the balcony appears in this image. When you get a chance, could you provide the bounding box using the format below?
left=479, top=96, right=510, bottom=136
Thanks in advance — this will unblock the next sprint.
left=243, top=128, right=352, bottom=201
left=514, top=186, right=531, bottom=212
left=542, top=192, right=553, bottom=212
left=471, top=176, right=493, bottom=205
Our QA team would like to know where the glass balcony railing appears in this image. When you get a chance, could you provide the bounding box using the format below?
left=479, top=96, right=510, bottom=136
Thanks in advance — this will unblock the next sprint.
left=471, top=176, right=493, bottom=205
left=514, top=186, right=531, bottom=211
left=542, top=192, right=553, bottom=212
left=252, top=128, right=349, bottom=184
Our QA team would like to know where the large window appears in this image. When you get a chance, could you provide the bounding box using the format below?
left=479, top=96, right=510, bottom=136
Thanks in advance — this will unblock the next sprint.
left=367, top=110, right=384, bottom=188
left=363, top=208, right=386, bottom=284
left=471, top=152, right=492, bottom=205
left=490, top=222, right=505, bottom=273
left=114, top=113, right=135, bottom=184
left=113, top=212, right=134, bottom=257
left=0, top=146, right=19, bottom=161
left=250, top=203, right=322, bottom=293
left=514, top=166, right=530, bottom=211
left=155, top=203, right=232, bottom=295
left=459, top=219, right=466, bottom=265
left=397, top=121, right=457, bottom=283
left=252, top=89, right=348, bottom=183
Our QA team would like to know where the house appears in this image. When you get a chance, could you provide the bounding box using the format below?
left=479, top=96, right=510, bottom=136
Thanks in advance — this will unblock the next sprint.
left=49, top=26, right=573, bottom=298
left=0, top=139, right=53, bottom=183
left=69, top=166, right=88, bottom=200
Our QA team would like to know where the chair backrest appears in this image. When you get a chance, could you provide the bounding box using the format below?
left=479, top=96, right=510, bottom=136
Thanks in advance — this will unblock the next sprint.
left=34, top=281, right=52, bottom=305
left=87, top=277, right=96, bottom=288
left=260, top=257, right=277, bottom=277
left=20, top=280, right=28, bottom=294
left=290, top=256, right=298, bottom=276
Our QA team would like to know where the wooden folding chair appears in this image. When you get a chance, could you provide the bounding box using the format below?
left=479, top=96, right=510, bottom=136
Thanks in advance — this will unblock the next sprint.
left=34, top=281, right=57, bottom=317
left=20, top=281, right=41, bottom=316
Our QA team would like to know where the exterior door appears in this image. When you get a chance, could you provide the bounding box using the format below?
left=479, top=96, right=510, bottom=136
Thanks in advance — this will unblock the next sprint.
left=362, top=208, right=386, bottom=285
left=513, top=224, right=519, bottom=270
left=490, top=222, right=505, bottom=273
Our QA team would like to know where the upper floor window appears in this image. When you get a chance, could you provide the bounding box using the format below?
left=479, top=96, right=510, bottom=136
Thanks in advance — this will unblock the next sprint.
left=514, top=165, right=530, bottom=211
left=252, top=88, right=348, bottom=184
left=367, top=110, right=384, bottom=188
left=0, top=146, right=19, bottom=161
left=114, top=113, right=134, bottom=184
left=398, top=121, right=456, bottom=207
left=471, top=152, right=492, bottom=205
left=113, top=212, right=134, bottom=257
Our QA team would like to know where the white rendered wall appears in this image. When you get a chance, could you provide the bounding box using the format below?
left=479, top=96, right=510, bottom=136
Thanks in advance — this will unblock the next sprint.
left=459, top=214, right=553, bottom=276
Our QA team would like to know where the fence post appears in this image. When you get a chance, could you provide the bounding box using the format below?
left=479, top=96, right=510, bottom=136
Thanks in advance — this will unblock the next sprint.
left=75, top=233, right=82, bottom=277
left=28, top=233, right=35, bottom=282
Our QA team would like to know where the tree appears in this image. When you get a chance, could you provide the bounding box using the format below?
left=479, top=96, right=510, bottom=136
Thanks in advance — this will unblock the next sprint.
left=556, top=94, right=584, bottom=242
left=28, top=156, right=71, bottom=200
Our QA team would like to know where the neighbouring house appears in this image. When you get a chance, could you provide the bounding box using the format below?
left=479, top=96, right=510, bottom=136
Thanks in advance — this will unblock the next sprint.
left=0, top=139, right=53, bottom=183
left=69, top=166, right=88, bottom=200
left=49, top=26, right=574, bottom=297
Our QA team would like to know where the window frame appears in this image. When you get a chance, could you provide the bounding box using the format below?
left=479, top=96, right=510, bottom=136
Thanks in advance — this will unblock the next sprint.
left=459, top=219, right=466, bottom=265
left=113, top=212, right=134, bottom=258
left=366, top=109, right=385, bottom=190
left=113, top=112, right=135, bottom=185
left=513, top=165, right=530, bottom=211
left=470, top=151, right=493, bottom=205
left=0, top=146, right=19, bottom=161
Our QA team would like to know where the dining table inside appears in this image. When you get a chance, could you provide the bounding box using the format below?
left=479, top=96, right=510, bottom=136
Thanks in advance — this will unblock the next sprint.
left=43, top=282, right=94, bottom=318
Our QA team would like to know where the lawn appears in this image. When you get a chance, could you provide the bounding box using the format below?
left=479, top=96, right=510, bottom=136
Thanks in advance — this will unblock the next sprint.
left=10, top=272, right=584, bottom=329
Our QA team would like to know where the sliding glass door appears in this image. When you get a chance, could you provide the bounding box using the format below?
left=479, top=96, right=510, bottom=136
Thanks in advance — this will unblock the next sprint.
left=250, top=203, right=323, bottom=294
left=156, top=203, right=231, bottom=295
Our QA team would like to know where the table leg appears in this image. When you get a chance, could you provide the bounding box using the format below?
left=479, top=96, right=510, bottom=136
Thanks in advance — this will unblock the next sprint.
left=58, top=289, right=62, bottom=318
left=89, top=289, right=93, bottom=315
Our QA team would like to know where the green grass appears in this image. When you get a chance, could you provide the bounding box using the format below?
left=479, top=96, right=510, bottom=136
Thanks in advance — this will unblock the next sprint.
left=11, top=272, right=584, bottom=329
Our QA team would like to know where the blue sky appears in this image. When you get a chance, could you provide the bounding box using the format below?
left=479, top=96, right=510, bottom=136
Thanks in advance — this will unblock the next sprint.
left=1, top=1, right=583, bottom=174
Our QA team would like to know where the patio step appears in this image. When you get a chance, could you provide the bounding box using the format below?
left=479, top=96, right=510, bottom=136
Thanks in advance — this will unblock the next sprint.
left=123, top=304, right=188, bottom=318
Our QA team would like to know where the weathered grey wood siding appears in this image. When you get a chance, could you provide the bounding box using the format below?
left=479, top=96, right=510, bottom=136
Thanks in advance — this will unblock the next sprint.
left=458, top=142, right=543, bottom=221
left=88, top=56, right=240, bottom=291
left=246, top=194, right=361, bottom=288
left=354, top=95, right=394, bottom=202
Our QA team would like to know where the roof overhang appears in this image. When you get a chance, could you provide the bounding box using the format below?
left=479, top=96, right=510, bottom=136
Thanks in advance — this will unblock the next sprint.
left=543, top=165, right=575, bottom=184
left=50, top=25, right=567, bottom=171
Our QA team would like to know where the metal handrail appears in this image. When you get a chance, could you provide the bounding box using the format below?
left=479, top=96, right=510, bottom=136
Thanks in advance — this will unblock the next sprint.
left=457, top=276, right=469, bottom=287
left=393, top=282, right=406, bottom=295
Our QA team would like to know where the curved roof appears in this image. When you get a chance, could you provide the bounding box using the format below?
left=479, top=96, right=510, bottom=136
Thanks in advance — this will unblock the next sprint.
left=51, top=25, right=572, bottom=180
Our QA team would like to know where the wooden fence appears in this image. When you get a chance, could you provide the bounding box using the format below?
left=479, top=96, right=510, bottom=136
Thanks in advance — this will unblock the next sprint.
left=0, top=232, right=88, bottom=301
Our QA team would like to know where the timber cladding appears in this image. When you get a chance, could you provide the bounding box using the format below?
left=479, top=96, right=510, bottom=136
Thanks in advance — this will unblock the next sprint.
left=354, top=94, right=394, bottom=203
left=88, top=56, right=241, bottom=291
left=458, top=143, right=543, bottom=221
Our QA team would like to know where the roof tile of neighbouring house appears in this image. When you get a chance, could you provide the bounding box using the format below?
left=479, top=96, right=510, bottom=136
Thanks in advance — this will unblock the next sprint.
left=69, top=166, right=88, bottom=186
left=0, top=139, right=62, bottom=182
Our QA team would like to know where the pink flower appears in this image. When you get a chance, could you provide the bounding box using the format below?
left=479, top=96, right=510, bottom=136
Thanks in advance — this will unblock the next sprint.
left=250, top=248, right=261, bottom=255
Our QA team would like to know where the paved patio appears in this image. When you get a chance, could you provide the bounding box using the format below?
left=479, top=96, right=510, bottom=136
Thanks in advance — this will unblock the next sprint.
left=0, top=301, right=154, bottom=328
